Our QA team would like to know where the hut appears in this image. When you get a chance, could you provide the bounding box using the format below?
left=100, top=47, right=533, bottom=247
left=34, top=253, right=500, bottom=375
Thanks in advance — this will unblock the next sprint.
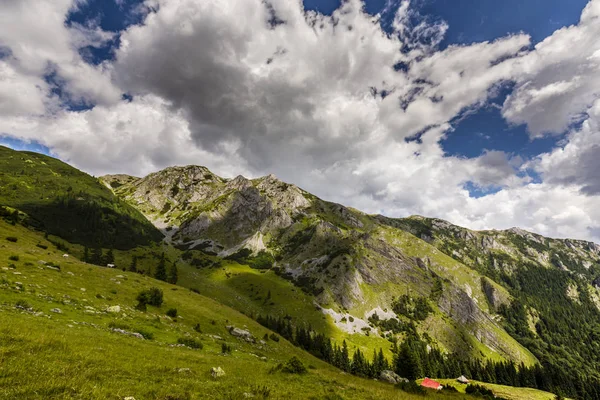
left=421, top=378, right=443, bottom=390
left=457, top=375, right=469, bottom=384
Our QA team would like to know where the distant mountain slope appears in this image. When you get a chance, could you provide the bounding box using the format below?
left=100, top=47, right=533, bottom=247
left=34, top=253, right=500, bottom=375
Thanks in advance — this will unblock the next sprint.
left=0, top=146, right=162, bottom=249
left=101, top=166, right=538, bottom=366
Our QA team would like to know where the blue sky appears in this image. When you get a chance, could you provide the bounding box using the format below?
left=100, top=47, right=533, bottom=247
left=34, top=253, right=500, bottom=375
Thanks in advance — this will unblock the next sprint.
left=2, top=0, right=600, bottom=241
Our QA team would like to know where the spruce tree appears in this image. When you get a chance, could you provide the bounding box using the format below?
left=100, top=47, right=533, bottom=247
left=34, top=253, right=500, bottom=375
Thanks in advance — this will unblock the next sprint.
left=129, top=256, right=138, bottom=273
left=90, top=247, right=103, bottom=265
left=167, top=262, right=178, bottom=284
left=341, top=340, right=351, bottom=372
left=154, top=253, right=167, bottom=281
left=103, top=248, right=115, bottom=265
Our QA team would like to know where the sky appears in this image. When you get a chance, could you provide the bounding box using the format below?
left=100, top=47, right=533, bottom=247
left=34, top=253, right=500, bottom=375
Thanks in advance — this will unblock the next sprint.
left=1, top=0, right=600, bottom=243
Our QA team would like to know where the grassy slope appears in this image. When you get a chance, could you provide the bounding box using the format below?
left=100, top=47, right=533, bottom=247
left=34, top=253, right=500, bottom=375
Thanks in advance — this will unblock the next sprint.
left=0, top=146, right=161, bottom=249
left=434, top=379, right=559, bottom=400
left=0, top=220, right=478, bottom=400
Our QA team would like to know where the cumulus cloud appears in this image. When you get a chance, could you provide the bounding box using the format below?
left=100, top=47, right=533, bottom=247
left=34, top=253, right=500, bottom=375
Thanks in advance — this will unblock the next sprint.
left=2, top=0, right=600, bottom=243
left=0, top=0, right=121, bottom=108
left=503, top=0, right=600, bottom=137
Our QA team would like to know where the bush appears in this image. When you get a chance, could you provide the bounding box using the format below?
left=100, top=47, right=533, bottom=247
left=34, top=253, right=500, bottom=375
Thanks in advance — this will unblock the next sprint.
left=135, top=328, right=154, bottom=340
left=282, top=356, right=307, bottom=374
left=136, top=287, right=163, bottom=309
left=6, top=236, right=18, bottom=242
left=466, top=384, right=496, bottom=398
left=108, top=321, right=131, bottom=330
left=221, top=343, right=232, bottom=354
left=269, top=333, right=280, bottom=342
left=193, top=323, right=202, bottom=333
left=36, top=243, right=48, bottom=250
left=177, top=337, right=203, bottom=349
left=396, top=381, right=426, bottom=394
left=166, top=308, right=178, bottom=318
left=8, top=255, right=19, bottom=261
left=15, top=300, right=31, bottom=310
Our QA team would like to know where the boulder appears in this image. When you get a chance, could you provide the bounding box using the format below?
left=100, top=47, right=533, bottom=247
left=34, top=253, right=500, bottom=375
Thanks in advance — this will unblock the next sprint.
left=50, top=308, right=62, bottom=314
left=227, top=326, right=254, bottom=342
left=379, top=370, right=408, bottom=384
left=211, top=367, right=225, bottom=378
left=107, top=305, right=121, bottom=313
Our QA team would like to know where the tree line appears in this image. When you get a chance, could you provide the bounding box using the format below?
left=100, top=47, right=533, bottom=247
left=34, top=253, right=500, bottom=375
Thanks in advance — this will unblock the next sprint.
left=256, top=314, right=600, bottom=399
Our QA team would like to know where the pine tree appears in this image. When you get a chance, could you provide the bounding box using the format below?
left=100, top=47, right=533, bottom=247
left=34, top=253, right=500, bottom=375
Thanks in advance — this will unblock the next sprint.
left=103, top=248, right=115, bottom=265
left=167, top=262, right=178, bottom=284
left=154, top=253, right=167, bottom=281
left=129, top=256, right=138, bottom=273
left=341, top=340, right=350, bottom=372
left=90, top=247, right=103, bottom=265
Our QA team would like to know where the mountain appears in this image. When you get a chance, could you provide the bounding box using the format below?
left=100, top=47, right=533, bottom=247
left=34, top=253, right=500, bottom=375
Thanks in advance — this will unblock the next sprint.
left=0, top=145, right=162, bottom=249
left=101, top=163, right=600, bottom=398
left=0, top=149, right=596, bottom=398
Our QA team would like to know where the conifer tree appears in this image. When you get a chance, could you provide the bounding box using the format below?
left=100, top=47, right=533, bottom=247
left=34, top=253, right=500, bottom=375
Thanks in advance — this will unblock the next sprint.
left=167, top=262, right=178, bottom=284
left=154, top=253, right=167, bottom=281
left=129, top=256, right=138, bottom=273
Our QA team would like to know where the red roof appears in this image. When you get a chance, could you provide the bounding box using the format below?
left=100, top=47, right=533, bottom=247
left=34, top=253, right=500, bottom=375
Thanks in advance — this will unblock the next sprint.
left=421, top=378, right=443, bottom=389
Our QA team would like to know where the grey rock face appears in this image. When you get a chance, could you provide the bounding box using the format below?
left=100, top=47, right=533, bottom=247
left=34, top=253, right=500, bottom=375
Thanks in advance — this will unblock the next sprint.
left=379, top=370, right=408, bottom=384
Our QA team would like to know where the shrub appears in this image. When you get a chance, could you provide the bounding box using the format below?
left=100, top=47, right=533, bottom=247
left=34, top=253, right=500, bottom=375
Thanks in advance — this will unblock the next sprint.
left=15, top=300, right=31, bottom=310
left=108, top=321, right=131, bottom=330
left=166, top=308, right=178, bottom=318
left=282, top=356, right=307, bottom=374
left=6, top=236, right=18, bottom=242
left=221, top=343, right=232, bottom=354
left=136, top=287, right=163, bottom=309
left=269, top=333, right=280, bottom=342
left=135, top=328, right=154, bottom=340
left=36, top=243, right=48, bottom=250
left=193, top=323, right=202, bottom=333
left=177, top=337, right=203, bottom=349
left=8, top=255, right=19, bottom=261
left=396, top=381, right=426, bottom=394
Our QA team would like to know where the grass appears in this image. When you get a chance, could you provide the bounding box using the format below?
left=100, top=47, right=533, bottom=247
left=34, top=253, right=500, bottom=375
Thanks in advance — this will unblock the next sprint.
left=0, top=219, right=478, bottom=399
left=434, top=379, right=560, bottom=400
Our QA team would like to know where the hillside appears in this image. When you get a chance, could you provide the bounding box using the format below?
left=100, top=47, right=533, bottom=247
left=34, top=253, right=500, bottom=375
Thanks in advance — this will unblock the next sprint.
left=101, top=164, right=600, bottom=399
left=101, top=167, right=535, bottom=366
left=0, top=146, right=162, bottom=249
left=1, top=219, right=445, bottom=400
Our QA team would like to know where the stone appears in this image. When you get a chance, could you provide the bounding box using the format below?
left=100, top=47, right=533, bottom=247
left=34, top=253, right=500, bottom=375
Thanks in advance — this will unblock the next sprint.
left=178, top=368, right=192, bottom=374
left=211, top=367, right=225, bottom=378
left=80, top=288, right=86, bottom=292
left=379, top=370, right=408, bottom=384
left=227, top=326, right=254, bottom=342
left=50, top=308, right=62, bottom=314
left=107, top=305, right=121, bottom=313
left=124, top=397, right=136, bottom=400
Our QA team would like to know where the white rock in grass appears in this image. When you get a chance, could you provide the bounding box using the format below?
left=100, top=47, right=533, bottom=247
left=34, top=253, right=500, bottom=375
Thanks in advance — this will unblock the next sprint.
left=211, top=367, right=225, bottom=378
left=80, top=288, right=86, bottom=292
left=50, top=308, right=62, bottom=314
left=107, top=305, right=121, bottom=313
left=124, top=397, right=136, bottom=400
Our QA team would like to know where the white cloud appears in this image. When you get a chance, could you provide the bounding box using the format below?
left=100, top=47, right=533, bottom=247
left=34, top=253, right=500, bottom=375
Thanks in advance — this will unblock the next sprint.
left=2, top=0, right=600, bottom=243
left=0, top=0, right=121, bottom=108
left=503, top=0, right=600, bottom=137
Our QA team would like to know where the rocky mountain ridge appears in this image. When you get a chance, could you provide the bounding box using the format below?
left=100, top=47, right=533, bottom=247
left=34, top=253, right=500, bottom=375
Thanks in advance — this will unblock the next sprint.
left=101, top=165, right=600, bottom=369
